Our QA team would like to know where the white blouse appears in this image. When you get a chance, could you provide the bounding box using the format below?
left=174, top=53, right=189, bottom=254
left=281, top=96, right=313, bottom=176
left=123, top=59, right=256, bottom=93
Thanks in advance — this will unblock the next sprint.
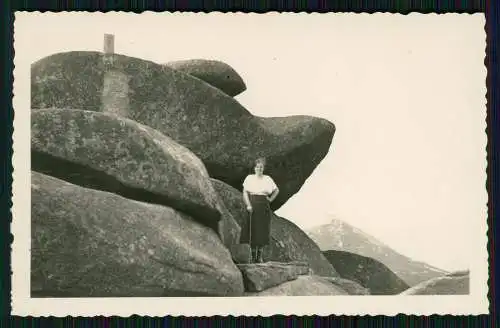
left=243, top=174, right=278, bottom=195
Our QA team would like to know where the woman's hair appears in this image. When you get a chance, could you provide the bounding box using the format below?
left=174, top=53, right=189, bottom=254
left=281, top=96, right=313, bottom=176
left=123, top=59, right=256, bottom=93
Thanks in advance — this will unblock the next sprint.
left=255, top=157, right=266, bottom=167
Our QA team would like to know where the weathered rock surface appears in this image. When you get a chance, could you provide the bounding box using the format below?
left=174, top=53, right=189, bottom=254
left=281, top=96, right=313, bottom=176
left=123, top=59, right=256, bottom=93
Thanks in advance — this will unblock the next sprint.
left=31, top=51, right=335, bottom=210
left=321, top=276, right=370, bottom=295
left=237, top=261, right=309, bottom=292
left=211, top=178, right=254, bottom=263
left=322, top=250, right=409, bottom=295
left=229, top=244, right=253, bottom=264
left=31, top=108, right=228, bottom=233
left=246, top=275, right=348, bottom=296
left=211, top=179, right=338, bottom=277
left=31, top=172, right=244, bottom=297
left=269, top=215, right=339, bottom=277
left=165, top=59, right=246, bottom=97
left=215, top=200, right=242, bottom=249
left=400, top=270, right=470, bottom=295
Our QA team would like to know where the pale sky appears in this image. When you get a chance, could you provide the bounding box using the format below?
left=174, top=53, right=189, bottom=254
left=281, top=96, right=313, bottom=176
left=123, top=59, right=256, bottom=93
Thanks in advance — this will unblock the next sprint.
left=15, top=12, right=487, bottom=272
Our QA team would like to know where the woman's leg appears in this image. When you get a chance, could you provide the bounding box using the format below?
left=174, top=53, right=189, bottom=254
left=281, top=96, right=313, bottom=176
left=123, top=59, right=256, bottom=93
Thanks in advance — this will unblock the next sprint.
left=257, top=246, right=264, bottom=263
left=251, top=247, right=257, bottom=263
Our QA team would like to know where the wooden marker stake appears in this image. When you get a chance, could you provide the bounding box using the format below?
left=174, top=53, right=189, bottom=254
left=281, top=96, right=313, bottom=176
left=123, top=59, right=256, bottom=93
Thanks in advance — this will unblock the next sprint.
left=103, top=33, right=115, bottom=54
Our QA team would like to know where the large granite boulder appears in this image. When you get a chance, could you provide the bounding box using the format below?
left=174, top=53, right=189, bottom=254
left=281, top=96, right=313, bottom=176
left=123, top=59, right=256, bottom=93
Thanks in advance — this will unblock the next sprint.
left=268, top=215, right=339, bottom=277
left=246, top=276, right=348, bottom=296
left=31, top=172, right=244, bottom=297
left=165, top=59, right=246, bottom=97
left=322, top=250, right=409, bottom=295
left=31, top=108, right=231, bottom=235
left=31, top=51, right=335, bottom=210
left=400, top=270, right=470, bottom=295
left=236, top=261, right=309, bottom=292
left=211, top=179, right=338, bottom=277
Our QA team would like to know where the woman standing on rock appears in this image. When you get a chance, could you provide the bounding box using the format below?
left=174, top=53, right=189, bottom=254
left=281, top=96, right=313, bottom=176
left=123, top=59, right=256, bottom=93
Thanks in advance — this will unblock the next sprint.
left=242, top=157, right=280, bottom=263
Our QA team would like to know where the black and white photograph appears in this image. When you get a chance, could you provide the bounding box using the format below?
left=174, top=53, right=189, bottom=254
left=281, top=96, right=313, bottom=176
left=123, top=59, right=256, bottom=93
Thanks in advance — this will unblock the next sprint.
left=12, top=12, right=488, bottom=316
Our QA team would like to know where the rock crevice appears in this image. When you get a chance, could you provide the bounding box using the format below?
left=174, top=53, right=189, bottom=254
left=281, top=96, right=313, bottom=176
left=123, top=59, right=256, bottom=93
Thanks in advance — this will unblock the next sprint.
left=31, top=108, right=230, bottom=232
left=32, top=150, right=221, bottom=232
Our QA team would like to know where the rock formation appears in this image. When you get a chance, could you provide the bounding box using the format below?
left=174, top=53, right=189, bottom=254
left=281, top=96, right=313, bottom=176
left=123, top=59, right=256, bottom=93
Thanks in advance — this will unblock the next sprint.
left=30, top=48, right=360, bottom=297
left=32, top=108, right=221, bottom=228
left=31, top=108, right=242, bottom=248
left=31, top=51, right=335, bottom=210
left=31, top=172, right=244, bottom=297
left=322, top=250, right=409, bottom=295
left=165, top=59, right=247, bottom=97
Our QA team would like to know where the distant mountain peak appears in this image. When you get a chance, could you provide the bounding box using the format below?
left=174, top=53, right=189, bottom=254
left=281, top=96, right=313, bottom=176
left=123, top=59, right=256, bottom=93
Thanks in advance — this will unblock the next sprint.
left=319, top=219, right=388, bottom=250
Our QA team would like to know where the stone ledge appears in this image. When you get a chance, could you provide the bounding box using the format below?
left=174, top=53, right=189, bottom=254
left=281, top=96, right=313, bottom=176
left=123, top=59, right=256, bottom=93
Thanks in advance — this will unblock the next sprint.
left=237, top=261, right=309, bottom=292
left=245, top=275, right=349, bottom=296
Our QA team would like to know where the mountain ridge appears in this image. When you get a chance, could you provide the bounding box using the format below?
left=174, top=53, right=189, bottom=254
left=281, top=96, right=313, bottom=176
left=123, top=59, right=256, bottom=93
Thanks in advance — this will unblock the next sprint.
left=306, top=218, right=449, bottom=286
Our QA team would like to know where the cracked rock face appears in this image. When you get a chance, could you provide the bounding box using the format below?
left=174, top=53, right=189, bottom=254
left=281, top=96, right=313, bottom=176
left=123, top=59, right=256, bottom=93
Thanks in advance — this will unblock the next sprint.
left=31, top=108, right=226, bottom=231
left=31, top=51, right=335, bottom=210
left=31, top=172, right=244, bottom=297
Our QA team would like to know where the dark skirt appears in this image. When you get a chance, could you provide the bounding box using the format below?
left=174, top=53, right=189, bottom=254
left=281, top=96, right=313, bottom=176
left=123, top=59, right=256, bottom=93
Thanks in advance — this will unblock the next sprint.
left=239, top=194, right=272, bottom=247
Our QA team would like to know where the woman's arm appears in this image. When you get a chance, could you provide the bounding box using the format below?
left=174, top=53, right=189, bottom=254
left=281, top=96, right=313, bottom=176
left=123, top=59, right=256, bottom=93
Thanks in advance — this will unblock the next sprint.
left=267, top=187, right=280, bottom=203
left=243, top=190, right=252, bottom=211
left=242, top=176, right=252, bottom=212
